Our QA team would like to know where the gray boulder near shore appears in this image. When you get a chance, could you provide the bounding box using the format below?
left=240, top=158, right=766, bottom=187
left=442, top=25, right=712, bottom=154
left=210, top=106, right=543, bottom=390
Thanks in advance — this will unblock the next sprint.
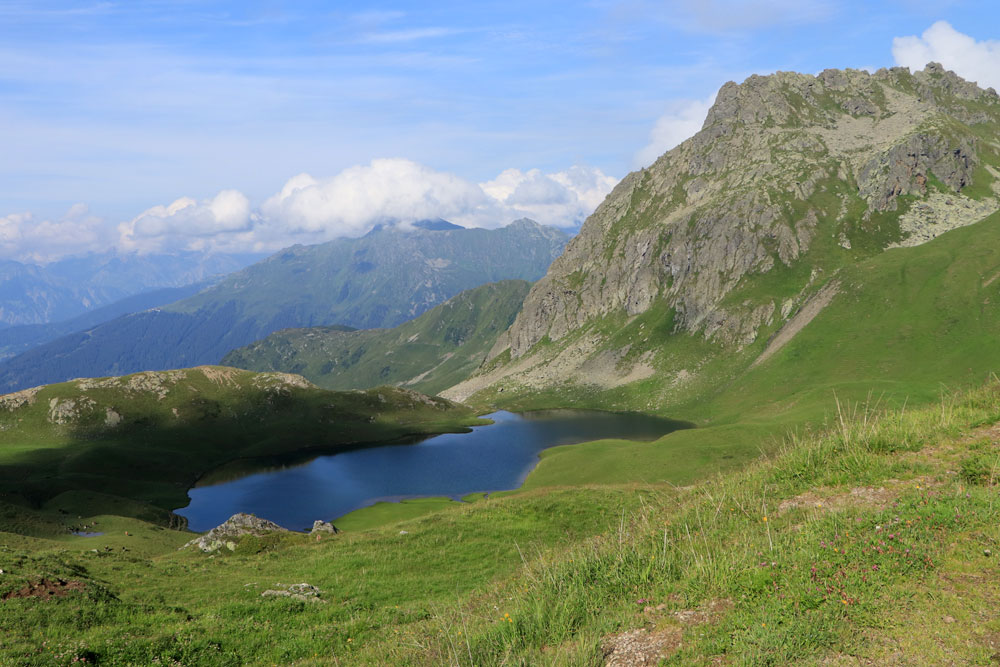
left=183, top=513, right=288, bottom=552
left=182, top=513, right=341, bottom=553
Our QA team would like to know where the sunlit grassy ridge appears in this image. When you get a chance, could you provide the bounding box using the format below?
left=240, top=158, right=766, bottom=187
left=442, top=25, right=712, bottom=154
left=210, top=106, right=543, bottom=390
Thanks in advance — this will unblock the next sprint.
left=3, top=381, right=1000, bottom=664
left=223, top=280, right=531, bottom=396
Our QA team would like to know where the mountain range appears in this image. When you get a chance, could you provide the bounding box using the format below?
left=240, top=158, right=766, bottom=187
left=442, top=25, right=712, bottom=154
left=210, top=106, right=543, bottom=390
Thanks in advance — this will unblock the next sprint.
left=0, top=251, right=261, bottom=329
left=0, top=219, right=567, bottom=393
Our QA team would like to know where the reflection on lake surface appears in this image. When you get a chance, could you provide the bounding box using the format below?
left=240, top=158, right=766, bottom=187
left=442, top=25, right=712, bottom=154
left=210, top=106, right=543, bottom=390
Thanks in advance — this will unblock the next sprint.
left=176, top=409, right=691, bottom=532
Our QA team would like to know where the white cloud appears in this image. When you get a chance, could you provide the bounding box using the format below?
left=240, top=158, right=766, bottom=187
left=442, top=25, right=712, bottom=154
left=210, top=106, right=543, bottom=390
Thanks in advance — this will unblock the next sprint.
left=633, top=94, right=717, bottom=168
left=893, top=21, right=1000, bottom=91
left=359, top=27, right=458, bottom=44
left=2, top=160, right=618, bottom=260
left=260, top=159, right=492, bottom=239
left=118, top=190, right=253, bottom=253
left=479, top=166, right=618, bottom=228
left=258, top=159, right=617, bottom=243
left=0, top=204, right=110, bottom=263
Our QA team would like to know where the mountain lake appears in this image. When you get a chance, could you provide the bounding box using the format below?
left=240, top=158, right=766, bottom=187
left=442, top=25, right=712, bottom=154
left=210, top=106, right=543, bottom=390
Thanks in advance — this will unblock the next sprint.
left=176, top=409, right=691, bottom=532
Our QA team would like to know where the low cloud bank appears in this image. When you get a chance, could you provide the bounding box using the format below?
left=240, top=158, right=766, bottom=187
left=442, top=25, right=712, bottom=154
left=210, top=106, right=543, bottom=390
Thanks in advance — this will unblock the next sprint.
left=5, top=160, right=619, bottom=260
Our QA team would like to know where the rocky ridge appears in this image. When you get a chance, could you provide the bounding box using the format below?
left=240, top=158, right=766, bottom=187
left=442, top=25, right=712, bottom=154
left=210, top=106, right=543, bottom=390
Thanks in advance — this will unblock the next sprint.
left=446, top=64, right=1000, bottom=403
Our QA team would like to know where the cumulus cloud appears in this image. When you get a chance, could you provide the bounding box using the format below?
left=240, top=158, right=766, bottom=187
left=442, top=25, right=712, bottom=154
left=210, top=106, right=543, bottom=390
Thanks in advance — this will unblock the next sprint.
left=0, top=204, right=110, bottom=263
left=259, top=159, right=492, bottom=239
left=118, top=190, right=253, bottom=252
left=2, top=160, right=618, bottom=261
left=893, top=21, right=1000, bottom=91
left=633, top=94, right=717, bottom=168
left=479, top=165, right=618, bottom=228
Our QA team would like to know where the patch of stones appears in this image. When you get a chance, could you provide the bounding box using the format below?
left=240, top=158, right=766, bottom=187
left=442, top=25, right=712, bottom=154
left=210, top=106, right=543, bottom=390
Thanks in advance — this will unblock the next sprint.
left=261, top=583, right=325, bottom=603
left=603, top=598, right=733, bottom=666
left=602, top=628, right=682, bottom=666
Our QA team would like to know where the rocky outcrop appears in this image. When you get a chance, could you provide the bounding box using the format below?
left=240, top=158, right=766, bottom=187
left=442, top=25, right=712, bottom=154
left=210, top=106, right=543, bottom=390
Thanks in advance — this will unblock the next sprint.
left=459, top=64, right=1000, bottom=398
left=182, top=513, right=288, bottom=552
left=310, top=520, right=338, bottom=535
left=261, top=583, right=325, bottom=603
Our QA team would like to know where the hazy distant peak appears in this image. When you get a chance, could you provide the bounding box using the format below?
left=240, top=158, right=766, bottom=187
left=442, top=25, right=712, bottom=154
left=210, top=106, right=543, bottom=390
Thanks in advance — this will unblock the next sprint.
left=411, top=219, right=464, bottom=231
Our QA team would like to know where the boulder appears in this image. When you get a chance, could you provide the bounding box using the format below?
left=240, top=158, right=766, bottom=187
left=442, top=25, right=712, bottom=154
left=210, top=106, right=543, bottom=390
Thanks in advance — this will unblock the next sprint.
left=182, top=513, right=288, bottom=552
left=309, top=520, right=339, bottom=535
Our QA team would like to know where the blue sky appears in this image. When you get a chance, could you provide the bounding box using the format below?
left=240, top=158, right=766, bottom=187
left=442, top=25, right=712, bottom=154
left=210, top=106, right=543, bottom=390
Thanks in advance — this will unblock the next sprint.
left=1, top=0, right=999, bottom=260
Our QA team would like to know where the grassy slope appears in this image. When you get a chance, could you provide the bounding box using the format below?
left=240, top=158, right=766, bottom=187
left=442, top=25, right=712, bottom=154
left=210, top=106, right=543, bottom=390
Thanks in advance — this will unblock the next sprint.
left=222, top=280, right=531, bottom=396
left=3, top=379, right=1000, bottom=664
left=455, top=211, right=1000, bottom=493
left=0, top=366, right=482, bottom=522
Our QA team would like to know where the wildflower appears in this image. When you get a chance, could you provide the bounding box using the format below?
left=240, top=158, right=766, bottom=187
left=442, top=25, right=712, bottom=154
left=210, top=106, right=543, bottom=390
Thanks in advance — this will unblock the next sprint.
left=762, top=516, right=768, bottom=523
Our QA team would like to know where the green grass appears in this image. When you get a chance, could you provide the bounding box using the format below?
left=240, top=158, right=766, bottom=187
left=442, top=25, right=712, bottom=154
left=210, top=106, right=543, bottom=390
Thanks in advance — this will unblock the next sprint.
left=334, top=496, right=469, bottom=532
left=4, top=377, right=1000, bottom=663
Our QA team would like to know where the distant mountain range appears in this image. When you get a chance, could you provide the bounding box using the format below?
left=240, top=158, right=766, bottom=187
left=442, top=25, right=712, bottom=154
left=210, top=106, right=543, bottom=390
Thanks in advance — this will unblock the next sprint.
left=0, top=282, right=211, bottom=361
left=223, top=279, right=531, bottom=396
left=0, top=219, right=568, bottom=392
left=0, top=251, right=263, bottom=329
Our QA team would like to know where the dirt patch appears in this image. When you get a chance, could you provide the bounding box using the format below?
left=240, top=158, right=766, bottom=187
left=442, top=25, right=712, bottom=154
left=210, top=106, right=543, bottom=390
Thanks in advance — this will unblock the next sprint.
left=602, top=627, right=682, bottom=666
left=671, top=598, right=733, bottom=626
left=753, top=281, right=840, bottom=368
left=777, top=485, right=898, bottom=514
left=982, top=631, right=1000, bottom=662
left=2, top=578, right=86, bottom=601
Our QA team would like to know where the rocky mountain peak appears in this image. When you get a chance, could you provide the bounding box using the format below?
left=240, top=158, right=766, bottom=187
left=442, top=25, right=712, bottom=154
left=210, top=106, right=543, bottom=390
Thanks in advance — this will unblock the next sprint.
left=445, top=64, right=1000, bottom=403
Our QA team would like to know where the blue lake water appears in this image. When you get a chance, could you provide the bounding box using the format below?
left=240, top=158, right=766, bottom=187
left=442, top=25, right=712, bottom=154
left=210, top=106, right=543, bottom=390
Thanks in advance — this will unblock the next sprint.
left=175, top=409, right=690, bottom=532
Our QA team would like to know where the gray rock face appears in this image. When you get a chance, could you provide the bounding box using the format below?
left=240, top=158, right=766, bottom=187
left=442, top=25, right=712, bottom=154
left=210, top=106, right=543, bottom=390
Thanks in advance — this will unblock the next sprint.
left=182, top=513, right=288, bottom=552
left=487, top=63, right=1000, bottom=361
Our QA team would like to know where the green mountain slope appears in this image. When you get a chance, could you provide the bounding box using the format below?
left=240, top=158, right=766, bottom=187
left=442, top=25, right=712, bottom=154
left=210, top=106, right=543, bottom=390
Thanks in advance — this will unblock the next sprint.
left=222, top=280, right=532, bottom=395
left=0, top=251, right=259, bottom=328
left=0, top=366, right=479, bottom=524
left=0, top=220, right=568, bottom=393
